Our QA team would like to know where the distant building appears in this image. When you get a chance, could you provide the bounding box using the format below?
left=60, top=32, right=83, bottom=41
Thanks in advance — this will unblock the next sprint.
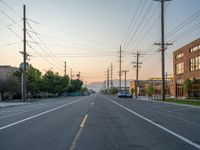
left=0, top=65, right=17, bottom=81
left=0, top=65, right=18, bottom=101
left=173, top=38, right=200, bottom=98
left=129, top=80, right=146, bottom=96
left=129, top=77, right=174, bottom=97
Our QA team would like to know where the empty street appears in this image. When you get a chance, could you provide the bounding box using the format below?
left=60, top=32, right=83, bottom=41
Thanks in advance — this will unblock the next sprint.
left=1, top=95, right=200, bottom=150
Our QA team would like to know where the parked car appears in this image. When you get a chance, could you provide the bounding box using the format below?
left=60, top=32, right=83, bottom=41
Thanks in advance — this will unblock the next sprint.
left=118, top=92, right=132, bottom=98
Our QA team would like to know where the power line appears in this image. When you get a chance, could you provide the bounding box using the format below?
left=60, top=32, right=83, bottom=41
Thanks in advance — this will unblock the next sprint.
left=0, top=19, right=22, bottom=30
left=0, top=19, right=22, bottom=39
left=125, top=1, right=154, bottom=51
left=27, top=43, right=63, bottom=71
left=0, top=8, right=22, bottom=29
left=0, top=41, right=21, bottom=47
left=26, top=21, right=64, bottom=67
left=27, top=18, right=113, bottom=49
left=121, top=0, right=143, bottom=46
left=166, top=9, right=200, bottom=39
left=131, top=5, right=160, bottom=50
left=0, top=0, right=21, bottom=17
left=168, top=22, right=200, bottom=43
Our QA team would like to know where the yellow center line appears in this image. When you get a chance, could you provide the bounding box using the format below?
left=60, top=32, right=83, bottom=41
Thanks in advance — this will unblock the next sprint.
left=69, top=114, right=89, bottom=150
left=80, top=114, right=88, bottom=127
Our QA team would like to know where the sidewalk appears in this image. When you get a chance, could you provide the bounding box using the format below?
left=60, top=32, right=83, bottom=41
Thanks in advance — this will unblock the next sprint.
left=137, top=96, right=200, bottom=108
left=0, top=102, right=28, bottom=108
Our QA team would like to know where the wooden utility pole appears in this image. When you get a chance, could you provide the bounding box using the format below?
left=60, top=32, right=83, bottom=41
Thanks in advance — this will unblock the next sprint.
left=154, top=0, right=172, bottom=101
left=70, top=69, right=73, bottom=80
left=22, top=4, right=26, bottom=101
left=122, top=70, right=129, bottom=93
left=111, top=63, right=113, bottom=88
left=107, top=68, right=109, bottom=90
left=64, top=61, right=66, bottom=76
left=119, top=46, right=122, bottom=92
left=132, top=51, right=143, bottom=98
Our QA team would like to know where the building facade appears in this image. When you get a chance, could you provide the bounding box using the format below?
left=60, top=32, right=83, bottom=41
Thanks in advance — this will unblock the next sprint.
left=173, top=38, right=200, bottom=98
left=0, top=65, right=18, bottom=101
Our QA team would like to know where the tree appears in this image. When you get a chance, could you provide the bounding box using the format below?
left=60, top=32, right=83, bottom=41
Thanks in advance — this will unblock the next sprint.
left=40, top=70, right=69, bottom=95
left=13, top=65, right=42, bottom=98
left=40, top=70, right=57, bottom=94
left=26, top=65, right=42, bottom=97
left=183, top=79, right=192, bottom=97
left=67, top=79, right=83, bottom=93
left=110, top=87, right=118, bottom=95
left=145, top=84, right=155, bottom=98
left=130, top=88, right=135, bottom=96
left=80, top=87, right=88, bottom=95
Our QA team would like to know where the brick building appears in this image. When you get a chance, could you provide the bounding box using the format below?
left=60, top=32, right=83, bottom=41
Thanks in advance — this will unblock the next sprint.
left=173, top=38, right=200, bottom=98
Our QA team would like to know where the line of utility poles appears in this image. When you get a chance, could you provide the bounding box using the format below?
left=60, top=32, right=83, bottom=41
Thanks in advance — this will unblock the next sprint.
left=105, top=62, right=113, bottom=92
left=132, top=51, right=144, bottom=98
left=154, top=0, right=172, bottom=101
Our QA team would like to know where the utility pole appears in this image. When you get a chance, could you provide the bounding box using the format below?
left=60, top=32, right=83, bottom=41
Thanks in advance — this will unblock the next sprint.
left=122, top=70, right=129, bottom=93
left=104, top=71, right=107, bottom=90
left=107, top=68, right=109, bottom=91
left=154, top=0, right=172, bottom=101
left=64, top=61, right=66, bottom=76
left=132, top=51, right=143, bottom=98
left=22, top=4, right=26, bottom=101
left=119, top=45, right=122, bottom=92
left=70, top=69, right=73, bottom=80
left=111, top=63, right=113, bottom=88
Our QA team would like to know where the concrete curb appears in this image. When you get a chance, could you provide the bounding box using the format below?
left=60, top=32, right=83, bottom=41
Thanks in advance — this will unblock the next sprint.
left=0, top=102, right=28, bottom=108
left=136, top=97, right=200, bottom=109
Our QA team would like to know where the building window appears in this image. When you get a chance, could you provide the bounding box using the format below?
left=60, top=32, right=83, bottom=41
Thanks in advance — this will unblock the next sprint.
left=190, top=56, right=200, bottom=71
left=176, top=62, right=184, bottom=75
left=176, top=53, right=183, bottom=59
left=190, top=44, right=200, bottom=52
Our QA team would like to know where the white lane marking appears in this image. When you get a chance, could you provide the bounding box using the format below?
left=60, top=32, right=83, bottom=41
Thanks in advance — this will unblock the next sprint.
left=0, top=98, right=87, bottom=130
left=0, top=100, right=75, bottom=119
left=0, top=105, right=51, bottom=119
left=102, top=95, right=200, bottom=150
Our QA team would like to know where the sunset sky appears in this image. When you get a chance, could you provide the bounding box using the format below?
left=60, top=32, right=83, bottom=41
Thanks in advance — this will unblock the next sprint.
left=0, top=0, right=200, bottom=83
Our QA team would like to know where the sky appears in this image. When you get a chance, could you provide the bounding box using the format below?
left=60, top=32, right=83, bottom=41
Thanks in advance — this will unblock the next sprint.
left=0, top=0, right=200, bottom=84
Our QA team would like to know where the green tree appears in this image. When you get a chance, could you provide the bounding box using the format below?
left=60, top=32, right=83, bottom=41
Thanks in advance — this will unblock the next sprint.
left=80, top=87, right=88, bottom=95
left=26, top=65, right=42, bottom=97
left=40, top=70, right=57, bottom=94
left=145, top=84, right=155, bottom=98
left=183, top=79, right=192, bottom=97
left=67, top=79, right=83, bottom=93
left=40, top=70, right=69, bottom=95
left=110, top=87, right=118, bottom=95
left=130, top=88, right=135, bottom=96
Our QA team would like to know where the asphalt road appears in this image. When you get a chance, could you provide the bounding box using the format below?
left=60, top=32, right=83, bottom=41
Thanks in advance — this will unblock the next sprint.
left=0, top=94, right=200, bottom=150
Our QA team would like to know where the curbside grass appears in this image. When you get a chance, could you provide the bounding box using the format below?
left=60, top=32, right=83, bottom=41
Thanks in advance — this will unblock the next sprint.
left=165, top=98, right=200, bottom=106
